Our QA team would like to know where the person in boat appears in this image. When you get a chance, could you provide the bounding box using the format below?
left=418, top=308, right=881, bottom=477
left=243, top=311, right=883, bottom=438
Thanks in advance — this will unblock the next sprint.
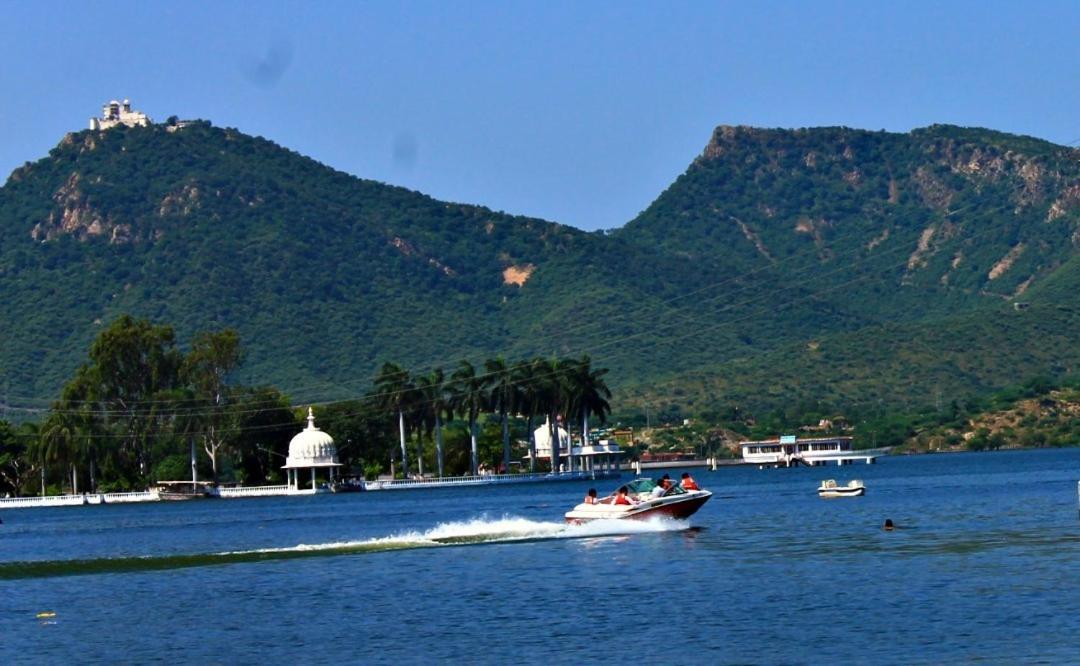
left=584, top=488, right=599, bottom=504
left=649, top=474, right=674, bottom=498
left=614, top=486, right=635, bottom=505
left=680, top=472, right=700, bottom=491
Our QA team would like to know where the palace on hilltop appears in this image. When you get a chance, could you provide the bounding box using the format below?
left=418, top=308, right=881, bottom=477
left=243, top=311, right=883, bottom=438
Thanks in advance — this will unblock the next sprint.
left=90, top=98, right=152, bottom=130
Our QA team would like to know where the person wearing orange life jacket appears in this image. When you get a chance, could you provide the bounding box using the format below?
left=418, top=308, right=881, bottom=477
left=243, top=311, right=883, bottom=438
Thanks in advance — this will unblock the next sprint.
left=680, top=472, right=700, bottom=491
left=614, top=486, right=635, bottom=505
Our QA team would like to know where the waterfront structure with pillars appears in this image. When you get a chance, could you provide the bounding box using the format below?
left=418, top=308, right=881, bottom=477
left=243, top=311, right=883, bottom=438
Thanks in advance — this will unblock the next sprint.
left=283, top=408, right=341, bottom=493
left=526, top=418, right=622, bottom=478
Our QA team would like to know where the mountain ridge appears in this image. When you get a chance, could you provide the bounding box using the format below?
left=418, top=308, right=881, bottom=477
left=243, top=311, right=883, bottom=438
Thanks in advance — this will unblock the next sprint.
left=1, top=120, right=1076, bottom=420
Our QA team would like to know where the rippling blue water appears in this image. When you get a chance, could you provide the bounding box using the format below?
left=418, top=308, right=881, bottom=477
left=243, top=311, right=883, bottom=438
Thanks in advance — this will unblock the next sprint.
left=2, top=448, right=1079, bottom=664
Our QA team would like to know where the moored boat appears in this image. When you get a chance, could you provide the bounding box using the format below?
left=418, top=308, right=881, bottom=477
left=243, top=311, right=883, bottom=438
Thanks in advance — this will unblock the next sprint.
left=818, top=479, right=865, bottom=498
left=564, top=477, right=712, bottom=523
left=154, top=480, right=214, bottom=500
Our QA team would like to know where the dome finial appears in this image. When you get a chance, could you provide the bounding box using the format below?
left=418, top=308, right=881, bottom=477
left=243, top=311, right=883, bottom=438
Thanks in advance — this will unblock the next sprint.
left=307, top=406, right=315, bottom=429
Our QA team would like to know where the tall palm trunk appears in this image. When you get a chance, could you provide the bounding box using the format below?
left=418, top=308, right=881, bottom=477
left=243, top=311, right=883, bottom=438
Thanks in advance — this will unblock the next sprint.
left=501, top=408, right=510, bottom=474
left=527, top=415, right=536, bottom=472
left=398, top=410, right=409, bottom=477
left=435, top=413, right=445, bottom=478
left=416, top=429, right=424, bottom=477
left=469, top=414, right=479, bottom=476
left=582, top=413, right=590, bottom=473
left=548, top=415, right=559, bottom=473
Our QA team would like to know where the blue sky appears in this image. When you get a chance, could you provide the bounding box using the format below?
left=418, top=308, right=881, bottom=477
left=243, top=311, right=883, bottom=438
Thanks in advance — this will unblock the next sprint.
left=1, top=1, right=1076, bottom=231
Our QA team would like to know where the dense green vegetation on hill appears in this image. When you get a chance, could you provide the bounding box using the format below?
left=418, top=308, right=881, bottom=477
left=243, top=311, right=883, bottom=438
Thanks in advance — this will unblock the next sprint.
left=0, top=121, right=1076, bottom=428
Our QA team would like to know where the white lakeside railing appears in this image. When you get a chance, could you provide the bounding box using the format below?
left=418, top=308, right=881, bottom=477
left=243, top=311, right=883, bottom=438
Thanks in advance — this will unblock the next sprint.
left=0, top=490, right=160, bottom=508
left=0, top=494, right=89, bottom=508
left=366, top=469, right=619, bottom=491
left=215, top=485, right=291, bottom=498
left=98, top=491, right=160, bottom=503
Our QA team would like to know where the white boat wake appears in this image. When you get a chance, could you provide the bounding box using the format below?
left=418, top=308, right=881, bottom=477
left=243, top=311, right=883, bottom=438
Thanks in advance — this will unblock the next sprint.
left=246, top=514, right=689, bottom=553
left=4, top=516, right=691, bottom=580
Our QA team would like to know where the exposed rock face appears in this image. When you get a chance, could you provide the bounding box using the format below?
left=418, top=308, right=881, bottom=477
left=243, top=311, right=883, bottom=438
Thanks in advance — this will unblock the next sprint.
left=502, top=263, right=535, bottom=286
left=30, top=172, right=116, bottom=242
left=988, top=244, right=1026, bottom=280
left=1047, top=183, right=1080, bottom=222
left=913, top=166, right=955, bottom=211
left=794, top=216, right=833, bottom=260
left=158, top=183, right=201, bottom=217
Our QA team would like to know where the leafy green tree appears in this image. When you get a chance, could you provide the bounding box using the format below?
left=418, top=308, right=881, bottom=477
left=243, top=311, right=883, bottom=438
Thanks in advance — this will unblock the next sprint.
left=182, top=329, right=245, bottom=485
left=230, top=387, right=299, bottom=484
left=82, top=315, right=183, bottom=480
left=0, top=420, right=27, bottom=497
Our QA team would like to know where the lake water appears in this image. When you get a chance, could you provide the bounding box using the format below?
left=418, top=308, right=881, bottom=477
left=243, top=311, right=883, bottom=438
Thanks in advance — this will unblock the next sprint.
left=2, top=448, right=1079, bottom=664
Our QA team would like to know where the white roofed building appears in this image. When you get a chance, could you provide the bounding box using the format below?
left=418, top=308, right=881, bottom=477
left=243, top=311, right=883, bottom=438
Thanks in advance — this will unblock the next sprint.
left=528, top=417, right=622, bottom=476
left=90, top=98, right=152, bottom=131
left=283, top=407, right=341, bottom=492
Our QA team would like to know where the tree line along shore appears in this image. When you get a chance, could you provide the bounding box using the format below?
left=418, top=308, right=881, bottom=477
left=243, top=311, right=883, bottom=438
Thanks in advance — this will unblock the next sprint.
left=2, top=315, right=1077, bottom=499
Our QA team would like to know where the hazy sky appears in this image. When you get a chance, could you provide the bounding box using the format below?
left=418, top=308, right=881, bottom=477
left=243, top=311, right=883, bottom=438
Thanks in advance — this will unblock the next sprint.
left=1, top=1, right=1076, bottom=231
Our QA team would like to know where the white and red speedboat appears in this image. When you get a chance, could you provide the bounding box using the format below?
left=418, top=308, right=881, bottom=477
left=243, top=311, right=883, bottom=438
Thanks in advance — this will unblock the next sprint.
left=564, top=478, right=712, bottom=524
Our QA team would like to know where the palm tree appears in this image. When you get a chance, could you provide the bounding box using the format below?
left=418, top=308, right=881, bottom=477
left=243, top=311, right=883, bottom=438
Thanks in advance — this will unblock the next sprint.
left=532, top=357, right=570, bottom=473
left=450, top=360, right=486, bottom=476
left=512, top=360, right=541, bottom=472
left=39, top=412, right=78, bottom=494
left=417, top=368, right=450, bottom=478
left=374, top=362, right=413, bottom=477
left=485, top=357, right=516, bottom=474
left=566, top=355, right=612, bottom=450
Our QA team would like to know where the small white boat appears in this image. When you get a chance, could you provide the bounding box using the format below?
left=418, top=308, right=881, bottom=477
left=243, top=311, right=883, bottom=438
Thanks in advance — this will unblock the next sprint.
left=818, top=479, right=865, bottom=498
left=564, top=478, right=712, bottom=523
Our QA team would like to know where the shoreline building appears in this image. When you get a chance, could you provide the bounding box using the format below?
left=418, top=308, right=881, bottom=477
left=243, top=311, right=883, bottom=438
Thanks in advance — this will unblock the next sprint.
left=283, top=408, right=341, bottom=492
left=529, top=418, right=622, bottom=477
left=740, top=434, right=878, bottom=467
left=89, top=98, right=151, bottom=130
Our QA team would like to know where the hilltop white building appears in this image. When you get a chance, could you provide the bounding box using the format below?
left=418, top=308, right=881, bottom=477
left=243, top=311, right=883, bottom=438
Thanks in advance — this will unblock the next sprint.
left=89, top=98, right=152, bottom=130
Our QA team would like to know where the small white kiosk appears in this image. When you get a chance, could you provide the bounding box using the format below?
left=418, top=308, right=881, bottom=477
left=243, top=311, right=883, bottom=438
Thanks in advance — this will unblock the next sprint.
left=283, top=408, right=341, bottom=493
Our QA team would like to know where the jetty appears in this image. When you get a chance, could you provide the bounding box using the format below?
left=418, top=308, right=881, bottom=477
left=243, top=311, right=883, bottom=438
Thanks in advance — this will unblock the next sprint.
left=740, top=435, right=888, bottom=468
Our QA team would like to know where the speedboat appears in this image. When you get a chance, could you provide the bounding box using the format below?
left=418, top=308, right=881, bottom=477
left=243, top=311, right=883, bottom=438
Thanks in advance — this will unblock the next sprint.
left=564, top=478, right=712, bottom=523
left=818, top=479, right=865, bottom=498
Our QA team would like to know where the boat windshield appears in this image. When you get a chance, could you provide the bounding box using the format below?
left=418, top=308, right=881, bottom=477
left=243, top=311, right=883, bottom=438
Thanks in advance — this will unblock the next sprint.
left=626, top=478, right=656, bottom=494
left=625, top=478, right=686, bottom=496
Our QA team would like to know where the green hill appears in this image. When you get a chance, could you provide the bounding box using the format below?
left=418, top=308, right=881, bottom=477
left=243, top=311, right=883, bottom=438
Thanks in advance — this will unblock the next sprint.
left=0, top=121, right=1076, bottom=420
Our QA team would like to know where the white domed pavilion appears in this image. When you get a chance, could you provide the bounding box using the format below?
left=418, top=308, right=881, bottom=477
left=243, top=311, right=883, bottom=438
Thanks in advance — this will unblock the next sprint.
left=284, top=407, right=341, bottom=492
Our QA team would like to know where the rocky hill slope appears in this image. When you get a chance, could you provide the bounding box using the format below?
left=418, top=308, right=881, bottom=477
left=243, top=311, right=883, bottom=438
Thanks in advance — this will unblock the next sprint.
left=0, top=121, right=1076, bottom=418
